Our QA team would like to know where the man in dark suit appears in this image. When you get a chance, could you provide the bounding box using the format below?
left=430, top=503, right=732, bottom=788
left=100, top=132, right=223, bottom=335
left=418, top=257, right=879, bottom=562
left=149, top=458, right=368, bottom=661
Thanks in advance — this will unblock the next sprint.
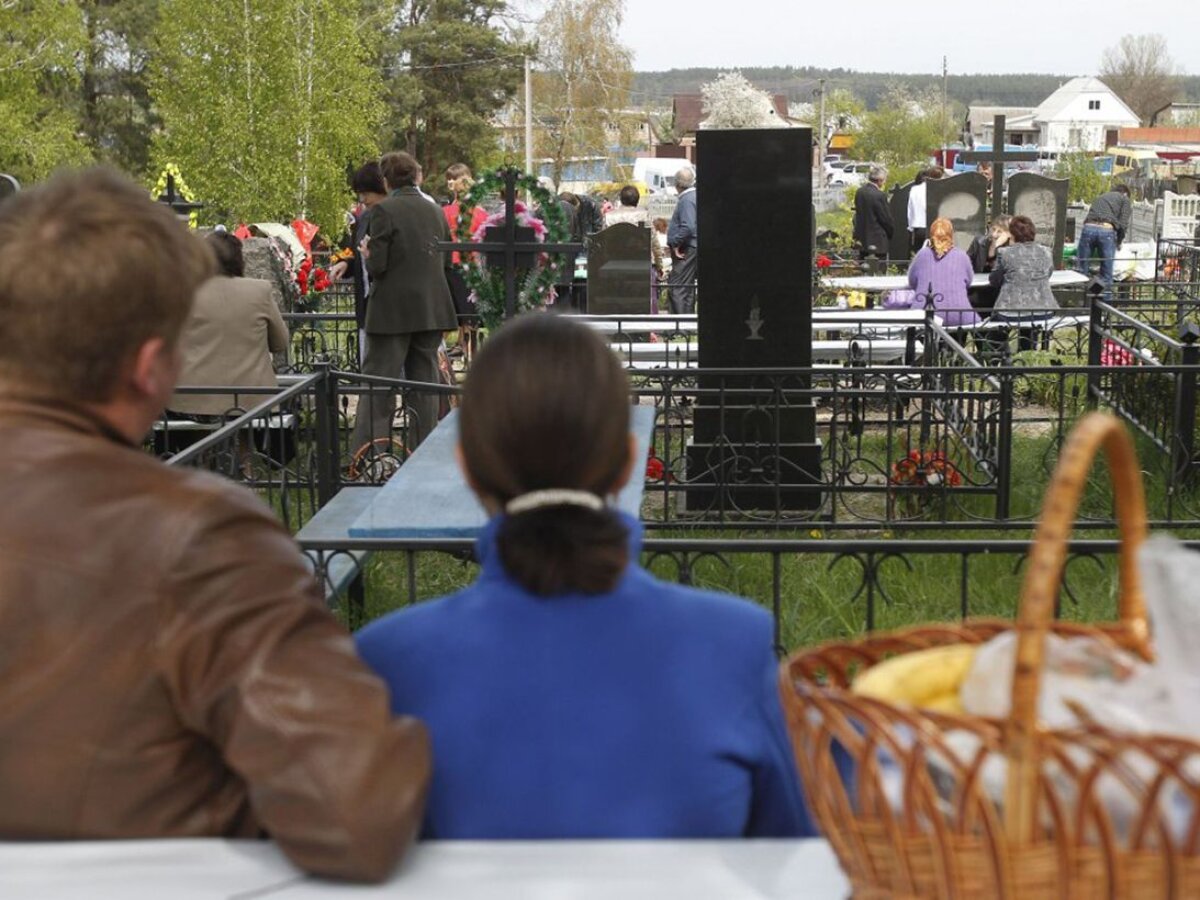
left=852, top=165, right=893, bottom=274
left=351, top=151, right=457, bottom=455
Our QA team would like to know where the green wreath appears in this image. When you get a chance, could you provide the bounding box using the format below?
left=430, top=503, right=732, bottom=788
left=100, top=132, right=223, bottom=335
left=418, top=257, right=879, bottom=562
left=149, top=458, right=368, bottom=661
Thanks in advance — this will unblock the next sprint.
left=454, top=167, right=570, bottom=330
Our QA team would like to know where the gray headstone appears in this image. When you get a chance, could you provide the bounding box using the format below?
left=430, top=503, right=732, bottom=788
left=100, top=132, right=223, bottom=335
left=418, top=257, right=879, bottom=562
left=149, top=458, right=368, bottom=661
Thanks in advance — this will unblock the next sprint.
left=686, top=127, right=821, bottom=511
left=0, top=174, right=19, bottom=201
left=586, top=223, right=651, bottom=315
left=888, top=182, right=914, bottom=260
left=242, top=236, right=298, bottom=312
left=1007, top=172, right=1069, bottom=266
left=926, top=172, right=989, bottom=253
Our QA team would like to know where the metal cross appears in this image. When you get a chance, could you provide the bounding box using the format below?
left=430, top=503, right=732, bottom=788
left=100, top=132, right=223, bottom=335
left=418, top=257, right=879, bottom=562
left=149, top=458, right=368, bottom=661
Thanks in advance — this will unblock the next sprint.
left=438, top=167, right=585, bottom=320
left=958, top=114, right=1040, bottom=221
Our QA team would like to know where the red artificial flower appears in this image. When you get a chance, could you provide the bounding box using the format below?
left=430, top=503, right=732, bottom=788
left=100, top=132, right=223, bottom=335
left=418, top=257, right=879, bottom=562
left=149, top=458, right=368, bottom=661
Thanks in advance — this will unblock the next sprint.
left=816, top=254, right=833, bottom=269
left=645, top=452, right=665, bottom=482
left=312, top=268, right=331, bottom=293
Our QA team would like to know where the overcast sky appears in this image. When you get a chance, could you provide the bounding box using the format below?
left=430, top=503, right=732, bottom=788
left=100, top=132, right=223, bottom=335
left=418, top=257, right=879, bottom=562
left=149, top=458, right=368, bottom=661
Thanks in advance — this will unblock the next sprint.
left=618, top=0, right=1198, bottom=79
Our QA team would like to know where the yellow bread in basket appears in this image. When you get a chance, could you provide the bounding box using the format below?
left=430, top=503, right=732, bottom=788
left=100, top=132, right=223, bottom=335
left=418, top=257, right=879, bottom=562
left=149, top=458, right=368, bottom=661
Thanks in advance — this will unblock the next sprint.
left=851, top=643, right=976, bottom=714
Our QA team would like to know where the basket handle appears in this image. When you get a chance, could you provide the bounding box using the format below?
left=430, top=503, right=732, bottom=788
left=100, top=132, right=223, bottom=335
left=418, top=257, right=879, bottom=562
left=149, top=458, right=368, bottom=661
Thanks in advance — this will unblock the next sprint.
left=1003, top=412, right=1149, bottom=846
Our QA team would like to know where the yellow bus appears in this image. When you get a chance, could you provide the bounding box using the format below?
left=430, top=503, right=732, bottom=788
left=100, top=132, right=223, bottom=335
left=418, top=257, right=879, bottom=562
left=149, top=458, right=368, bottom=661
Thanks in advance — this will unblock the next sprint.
left=1110, top=147, right=1163, bottom=177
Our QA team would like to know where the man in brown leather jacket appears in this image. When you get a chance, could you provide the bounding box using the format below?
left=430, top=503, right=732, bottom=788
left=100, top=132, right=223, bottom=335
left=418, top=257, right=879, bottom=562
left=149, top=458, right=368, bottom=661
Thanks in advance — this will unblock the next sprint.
left=0, top=169, right=431, bottom=882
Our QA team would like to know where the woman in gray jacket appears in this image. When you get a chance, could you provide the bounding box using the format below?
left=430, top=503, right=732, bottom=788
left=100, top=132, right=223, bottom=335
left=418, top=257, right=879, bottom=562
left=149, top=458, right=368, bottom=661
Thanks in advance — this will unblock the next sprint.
left=988, top=215, right=1057, bottom=352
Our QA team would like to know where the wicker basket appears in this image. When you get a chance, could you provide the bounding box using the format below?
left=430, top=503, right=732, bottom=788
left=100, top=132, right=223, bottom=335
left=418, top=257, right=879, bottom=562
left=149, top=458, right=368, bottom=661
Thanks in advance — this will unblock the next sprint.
left=780, top=412, right=1200, bottom=899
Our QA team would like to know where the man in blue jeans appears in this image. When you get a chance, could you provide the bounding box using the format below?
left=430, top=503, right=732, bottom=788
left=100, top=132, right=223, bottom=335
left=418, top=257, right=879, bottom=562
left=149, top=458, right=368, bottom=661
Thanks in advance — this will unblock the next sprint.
left=1076, top=184, right=1131, bottom=299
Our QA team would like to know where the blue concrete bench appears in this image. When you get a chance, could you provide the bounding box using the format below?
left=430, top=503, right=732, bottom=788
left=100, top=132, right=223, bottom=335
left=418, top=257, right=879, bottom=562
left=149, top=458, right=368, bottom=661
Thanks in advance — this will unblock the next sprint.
left=295, top=486, right=380, bottom=610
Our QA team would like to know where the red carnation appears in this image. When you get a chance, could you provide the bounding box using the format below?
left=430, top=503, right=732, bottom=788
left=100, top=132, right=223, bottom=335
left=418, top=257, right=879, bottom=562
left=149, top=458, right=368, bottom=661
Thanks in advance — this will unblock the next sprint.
left=816, top=254, right=833, bottom=269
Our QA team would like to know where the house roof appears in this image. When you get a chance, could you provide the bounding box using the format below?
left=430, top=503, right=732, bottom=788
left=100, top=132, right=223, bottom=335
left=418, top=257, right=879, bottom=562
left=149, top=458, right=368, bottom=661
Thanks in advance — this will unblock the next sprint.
left=672, top=92, right=790, bottom=135
left=1033, top=76, right=1139, bottom=124
left=967, top=106, right=1035, bottom=135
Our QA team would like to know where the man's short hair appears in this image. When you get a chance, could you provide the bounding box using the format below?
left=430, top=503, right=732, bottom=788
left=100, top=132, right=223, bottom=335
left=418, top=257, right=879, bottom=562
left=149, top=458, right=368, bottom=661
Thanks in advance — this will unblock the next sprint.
left=0, top=167, right=213, bottom=402
left=675, top=168, right=695, bottom=190
left=927, top=165, right=946, bottom=180
left=869, top=166, right=888, bottom=185
left=1113, top=184, right=1131, bottom=196
left=351, top=161, right=386, bottom=195
left=380, top=152, right=420, bottom=189
left=618, top=185, right=640, bottom=207
left=207, top=231, right=245, bottom=278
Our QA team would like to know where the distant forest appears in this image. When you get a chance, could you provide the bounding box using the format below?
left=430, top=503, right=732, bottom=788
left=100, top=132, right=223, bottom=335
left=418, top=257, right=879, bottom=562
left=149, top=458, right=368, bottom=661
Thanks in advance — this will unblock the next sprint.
left=632, top=67, right=1200, bottom=111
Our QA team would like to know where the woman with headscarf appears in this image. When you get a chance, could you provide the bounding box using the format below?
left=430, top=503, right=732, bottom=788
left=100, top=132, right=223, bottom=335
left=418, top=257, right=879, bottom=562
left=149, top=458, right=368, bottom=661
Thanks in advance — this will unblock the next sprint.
left=884, top=217, right=979, bottom=331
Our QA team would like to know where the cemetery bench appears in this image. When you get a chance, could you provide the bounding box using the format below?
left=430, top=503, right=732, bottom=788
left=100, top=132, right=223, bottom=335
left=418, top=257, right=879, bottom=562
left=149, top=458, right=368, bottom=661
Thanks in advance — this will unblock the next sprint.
left=295, top=486, right=381, bottom=611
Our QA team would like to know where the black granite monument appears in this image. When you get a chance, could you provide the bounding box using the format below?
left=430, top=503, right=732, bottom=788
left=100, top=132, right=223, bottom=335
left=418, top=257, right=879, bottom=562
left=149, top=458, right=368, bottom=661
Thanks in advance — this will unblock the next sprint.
left=685, top=127, right=822, bottom=512
left=587, top=222, right=652, bottom=315
left=925, top=172, right=989, bottom=252
left=0, top=174, right=19, bottom=202
left=1007, top=171, right=1069, bottom=266
left=888, top=181, right=914, bottom=260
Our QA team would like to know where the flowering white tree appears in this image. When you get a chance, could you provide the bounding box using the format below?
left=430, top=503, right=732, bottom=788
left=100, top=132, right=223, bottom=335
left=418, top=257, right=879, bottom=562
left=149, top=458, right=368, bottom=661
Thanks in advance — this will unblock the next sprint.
left=700, top=72, right=786, bottom=129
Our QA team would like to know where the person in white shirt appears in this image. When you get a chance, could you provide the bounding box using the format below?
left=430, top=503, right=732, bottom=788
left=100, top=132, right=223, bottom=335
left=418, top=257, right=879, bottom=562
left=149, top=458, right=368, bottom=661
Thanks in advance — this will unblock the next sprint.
left=906, top=165, right=944, bottom=257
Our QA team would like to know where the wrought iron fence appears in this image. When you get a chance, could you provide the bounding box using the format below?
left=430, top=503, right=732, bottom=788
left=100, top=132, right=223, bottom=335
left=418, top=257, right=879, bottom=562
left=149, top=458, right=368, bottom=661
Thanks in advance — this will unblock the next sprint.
left=292, top=535, right=1200, bottom=649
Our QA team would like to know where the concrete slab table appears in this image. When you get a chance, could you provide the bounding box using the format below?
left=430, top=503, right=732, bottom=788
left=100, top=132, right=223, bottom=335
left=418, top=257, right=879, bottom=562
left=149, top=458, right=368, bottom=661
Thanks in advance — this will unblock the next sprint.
left=349, top=405, right=658, bottom=539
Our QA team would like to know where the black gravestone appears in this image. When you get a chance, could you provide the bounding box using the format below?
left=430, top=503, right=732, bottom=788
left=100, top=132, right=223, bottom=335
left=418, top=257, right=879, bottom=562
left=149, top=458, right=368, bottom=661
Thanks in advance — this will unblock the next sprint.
left=587, top=222, right=652, bottom=315
left=1007, top=172, right=1069, bottom=266
left=686, top=127, right=822, bottom=512
left=888, top=182, right=914, bottom=260
left=926, top=172, right=989, bottom=253
left=0, top=174, right=19, bottom=202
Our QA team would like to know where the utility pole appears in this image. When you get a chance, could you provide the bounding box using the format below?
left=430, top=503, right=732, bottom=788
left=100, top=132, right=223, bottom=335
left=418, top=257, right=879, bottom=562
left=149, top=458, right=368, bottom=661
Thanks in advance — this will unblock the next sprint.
left=524, top=56, right=534, bottom=178
left=941, top=56, right=949, bottom=159
left=816, top=78, right=827, bottom=187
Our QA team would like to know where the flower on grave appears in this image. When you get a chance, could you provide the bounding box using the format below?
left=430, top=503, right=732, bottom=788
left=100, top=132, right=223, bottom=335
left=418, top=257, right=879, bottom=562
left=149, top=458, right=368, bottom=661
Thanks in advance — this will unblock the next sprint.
left=889, top=450, right=962, bottom=488
left=1100, top=338, right=1135, bottom=367
left=296, top=258, right=331, bottom=296
left=816, top=254, right=833, bottom=269
left=645, top=451, right=665, bottom=483
left=453, top=167, right=570, bottom=331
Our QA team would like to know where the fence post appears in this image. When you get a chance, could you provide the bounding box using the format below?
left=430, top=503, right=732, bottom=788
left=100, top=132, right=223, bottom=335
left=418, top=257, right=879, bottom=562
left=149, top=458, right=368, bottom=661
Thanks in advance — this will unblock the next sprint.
left=1172, top=327, right=1200, bottom=484
left=313, top=363, right=340, bottom=507
left=1086, top=290, right=1103, bottom=408
left=995, top=371, right=1013, bottom=521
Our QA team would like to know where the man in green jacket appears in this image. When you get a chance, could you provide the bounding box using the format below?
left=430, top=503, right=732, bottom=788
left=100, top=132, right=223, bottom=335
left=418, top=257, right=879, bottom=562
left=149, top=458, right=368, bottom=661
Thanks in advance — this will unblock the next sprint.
left=351, top=151, right=457, bottom=456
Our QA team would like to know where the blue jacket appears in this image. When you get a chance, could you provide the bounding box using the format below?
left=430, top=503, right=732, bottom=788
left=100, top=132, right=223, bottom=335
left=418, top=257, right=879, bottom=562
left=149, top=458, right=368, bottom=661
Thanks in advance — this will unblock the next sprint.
left=667, top=187, right=697, bottom=251
left=356, top=514, right=813, bottom=840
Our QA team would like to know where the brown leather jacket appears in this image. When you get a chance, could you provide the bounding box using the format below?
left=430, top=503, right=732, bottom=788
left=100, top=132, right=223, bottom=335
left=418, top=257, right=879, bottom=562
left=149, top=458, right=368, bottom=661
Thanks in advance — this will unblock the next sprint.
left=0, top=395, right=430, bottom=882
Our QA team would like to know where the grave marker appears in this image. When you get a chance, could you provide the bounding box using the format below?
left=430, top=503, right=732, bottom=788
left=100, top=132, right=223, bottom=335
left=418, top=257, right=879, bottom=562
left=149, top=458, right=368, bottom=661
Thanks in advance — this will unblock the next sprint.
left=0, top=174, right=19, bottom=202
left=925, top=172, right=989, bottom=252
left=1007, top=171, right=1069, bottom=265
left=888, top=181, right=914, bottom=260
left=958, top=114, right=1040, bottom=221
left=587, top=223, right=652, bottom=315
left=686, top=127, right=822, bottom=511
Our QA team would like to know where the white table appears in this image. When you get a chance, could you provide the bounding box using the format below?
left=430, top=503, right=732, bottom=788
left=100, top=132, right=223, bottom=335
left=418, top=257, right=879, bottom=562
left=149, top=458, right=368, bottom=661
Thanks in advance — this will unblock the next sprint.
left=826, top=270, right=1090, bottom=292
left=614, top=337, right=916, bottom=368
left=0, top=838, right=848, bottom=899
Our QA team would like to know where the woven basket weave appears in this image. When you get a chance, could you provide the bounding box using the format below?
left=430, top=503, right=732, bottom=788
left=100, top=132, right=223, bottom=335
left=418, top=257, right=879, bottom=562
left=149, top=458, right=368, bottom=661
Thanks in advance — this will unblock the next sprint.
left=780, top=412, right=1200, bottom=899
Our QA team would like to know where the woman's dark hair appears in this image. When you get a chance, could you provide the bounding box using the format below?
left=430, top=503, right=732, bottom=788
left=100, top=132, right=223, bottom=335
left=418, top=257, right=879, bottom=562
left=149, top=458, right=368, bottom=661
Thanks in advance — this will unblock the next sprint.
left=206, top=230, right=244, bottom=277
left=351, top=161, right=386, bottom=195
left=460, top=314, right=632, bottom=596
left=1009, top=215, right=1037, bottom=243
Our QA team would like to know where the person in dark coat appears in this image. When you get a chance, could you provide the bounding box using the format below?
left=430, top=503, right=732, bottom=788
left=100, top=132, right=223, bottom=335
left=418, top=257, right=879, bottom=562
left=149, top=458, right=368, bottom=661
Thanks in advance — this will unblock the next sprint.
left=351, top=151, right=458, bottom=455
left=853, top=166, right=893, bottom=273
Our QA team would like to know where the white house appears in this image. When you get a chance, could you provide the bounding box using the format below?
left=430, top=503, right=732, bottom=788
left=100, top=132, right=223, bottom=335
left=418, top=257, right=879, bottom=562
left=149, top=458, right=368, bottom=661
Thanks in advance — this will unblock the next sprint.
left=968, top=77, right=1140, bottom=152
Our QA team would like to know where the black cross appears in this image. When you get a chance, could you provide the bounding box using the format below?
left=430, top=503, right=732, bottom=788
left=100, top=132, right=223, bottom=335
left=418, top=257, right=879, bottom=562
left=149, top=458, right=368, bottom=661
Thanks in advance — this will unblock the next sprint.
left=958, top=114, right=1039, bottom=221
left=156, top=173, right=204, bottom=218
left=438, top=167, right=585, bottom=320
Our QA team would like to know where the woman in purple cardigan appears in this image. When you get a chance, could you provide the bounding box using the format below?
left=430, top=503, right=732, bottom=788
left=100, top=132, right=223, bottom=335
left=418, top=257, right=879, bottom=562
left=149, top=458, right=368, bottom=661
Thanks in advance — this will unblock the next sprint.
left=886, top=218, right=980, bottom=331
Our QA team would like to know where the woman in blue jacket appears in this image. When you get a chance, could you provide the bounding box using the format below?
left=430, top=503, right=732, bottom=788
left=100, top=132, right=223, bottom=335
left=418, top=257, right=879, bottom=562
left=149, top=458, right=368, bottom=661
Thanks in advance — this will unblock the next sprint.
left=356, top=313, right=814, bottom=840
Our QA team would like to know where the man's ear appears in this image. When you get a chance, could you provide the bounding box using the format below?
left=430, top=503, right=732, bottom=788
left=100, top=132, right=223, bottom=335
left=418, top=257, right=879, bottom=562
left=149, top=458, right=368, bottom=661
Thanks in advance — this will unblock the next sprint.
left=129, top=336, right=179, bottom=403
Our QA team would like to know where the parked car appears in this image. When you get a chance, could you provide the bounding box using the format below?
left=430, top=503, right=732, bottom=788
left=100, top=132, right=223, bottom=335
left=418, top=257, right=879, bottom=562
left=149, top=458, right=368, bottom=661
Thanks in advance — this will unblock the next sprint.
left=828, top=162, right=875, bottom=186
